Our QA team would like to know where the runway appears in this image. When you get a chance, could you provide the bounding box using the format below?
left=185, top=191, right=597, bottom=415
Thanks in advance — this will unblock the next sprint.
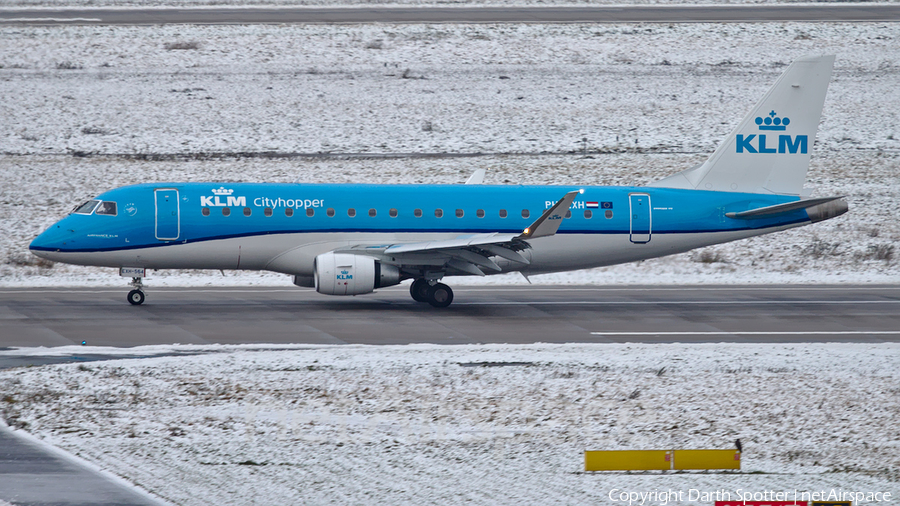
left=2, top=4, right=899, bottom=25
left=1, top=285, right=898, bottom=347
left=0, top=424, right=162, bottom=506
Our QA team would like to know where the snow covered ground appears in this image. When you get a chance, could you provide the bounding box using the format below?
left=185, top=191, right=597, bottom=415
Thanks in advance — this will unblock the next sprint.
left=1, top=22, right=898, bottom=287
left=1, top=343, right=898, bottom=504
left=7, top=0, right=899, bottom=9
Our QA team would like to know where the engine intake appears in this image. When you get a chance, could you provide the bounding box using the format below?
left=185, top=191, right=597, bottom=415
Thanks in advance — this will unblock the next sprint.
left=314, top=253, right=401, bottom=295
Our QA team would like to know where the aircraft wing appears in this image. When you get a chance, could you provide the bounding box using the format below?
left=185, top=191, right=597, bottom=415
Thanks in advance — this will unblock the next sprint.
left=336, top=190, right=580, bottom=276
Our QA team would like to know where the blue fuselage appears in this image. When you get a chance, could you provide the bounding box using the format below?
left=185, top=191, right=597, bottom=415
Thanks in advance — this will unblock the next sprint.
left=30, top=183, right=805, bottom=263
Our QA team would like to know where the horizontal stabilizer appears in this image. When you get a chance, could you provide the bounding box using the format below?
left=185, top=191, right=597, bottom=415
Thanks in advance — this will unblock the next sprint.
left=726, top=196, right=846, bottom=220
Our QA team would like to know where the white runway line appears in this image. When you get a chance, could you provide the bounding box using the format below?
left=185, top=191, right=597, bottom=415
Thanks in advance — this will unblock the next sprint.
left=590, top=330, right=900, bottom=336
left=454, top=300, right=900, bottom=305
left=0, top=17, right=102, bottom=22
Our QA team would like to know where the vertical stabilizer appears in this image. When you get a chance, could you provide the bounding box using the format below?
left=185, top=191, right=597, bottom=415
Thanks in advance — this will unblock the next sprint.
left=651, top=55, right=834, bottom=196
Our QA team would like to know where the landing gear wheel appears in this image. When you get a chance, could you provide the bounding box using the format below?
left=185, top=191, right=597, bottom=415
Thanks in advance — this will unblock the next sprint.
left=426, top=283, right=453, bottom=308
left=127, top=289, right=145, bottom=305
left=410, top=278, right=430, bottom=303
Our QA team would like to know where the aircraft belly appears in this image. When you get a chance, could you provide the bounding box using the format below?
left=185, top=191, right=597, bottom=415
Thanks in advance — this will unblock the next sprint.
left=40, top=223, right=805, bottom=276
left=47, top=240, right=242, bottom=269
left=525, top=223, right=804, bottom=273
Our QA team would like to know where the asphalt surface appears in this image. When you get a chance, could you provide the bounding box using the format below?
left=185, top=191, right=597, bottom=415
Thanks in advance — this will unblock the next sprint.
left=2, top=285, right=899, bottom=347
left=1, top=283, right=897, bottom=506
left=0, top=424, right=163, bottom=506
left=1, top=4, right=899, bottom=25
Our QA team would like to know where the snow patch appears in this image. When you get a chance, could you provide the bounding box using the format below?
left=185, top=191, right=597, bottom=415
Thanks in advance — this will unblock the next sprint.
left=1, top=343, right=898, bottom=504
left=1, top=23, right=898, bottom=287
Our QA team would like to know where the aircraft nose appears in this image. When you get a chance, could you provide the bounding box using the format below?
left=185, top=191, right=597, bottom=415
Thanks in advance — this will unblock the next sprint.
left=29, top=223, right=71, bottom=260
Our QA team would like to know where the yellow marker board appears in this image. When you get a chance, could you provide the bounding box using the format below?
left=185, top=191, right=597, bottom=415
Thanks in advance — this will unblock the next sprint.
left=673, top=450, right=740, bottom=470
left=584, top=450, right=672, bottom=471
left=584, top=450, right=741, bottom=471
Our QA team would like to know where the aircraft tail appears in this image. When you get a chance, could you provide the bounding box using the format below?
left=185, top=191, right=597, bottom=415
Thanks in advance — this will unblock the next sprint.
left=651, top=55, right=835, bottom=196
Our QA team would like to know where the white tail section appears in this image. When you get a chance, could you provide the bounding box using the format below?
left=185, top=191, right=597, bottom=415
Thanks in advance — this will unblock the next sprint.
left=651, top=55, right=834, bottom=196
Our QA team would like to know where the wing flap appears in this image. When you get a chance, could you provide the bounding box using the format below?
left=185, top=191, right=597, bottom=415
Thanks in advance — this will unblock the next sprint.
left=448, top=259, right=485, bottom=276
left=385, top=233, right=519, bottom=254
left=480, top=244, right=530, bottom=265
left=450, top=249, right=502, bottom=271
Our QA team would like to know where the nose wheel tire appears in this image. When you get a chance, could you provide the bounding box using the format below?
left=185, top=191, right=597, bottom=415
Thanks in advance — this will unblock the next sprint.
left=426, top=283, right=453, bottom=308
left=127, top=289, right=145, bottom=305
left=410, top=278, right=430, bottom=302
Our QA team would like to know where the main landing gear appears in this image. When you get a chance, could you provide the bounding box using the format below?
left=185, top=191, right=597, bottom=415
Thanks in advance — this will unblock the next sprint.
left=409, top=278, right=454, bottom=308
left=127, top=277, right=145, bottom=305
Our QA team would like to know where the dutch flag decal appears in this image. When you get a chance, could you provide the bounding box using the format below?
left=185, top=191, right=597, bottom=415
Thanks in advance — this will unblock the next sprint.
left=586, top=201, right=599, bottom=208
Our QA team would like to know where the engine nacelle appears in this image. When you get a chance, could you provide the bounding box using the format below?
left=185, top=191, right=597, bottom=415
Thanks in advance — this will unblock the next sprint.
left=314, top=253, right=401, bottom=295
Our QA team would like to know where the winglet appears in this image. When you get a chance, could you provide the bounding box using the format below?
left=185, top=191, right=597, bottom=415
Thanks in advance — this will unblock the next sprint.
left=465, top=169, right=486, bottom=185
left=519, top=190, right=580, bottom=239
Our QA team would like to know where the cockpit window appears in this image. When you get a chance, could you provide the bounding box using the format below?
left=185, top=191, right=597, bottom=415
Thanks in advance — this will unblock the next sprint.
left=95, top=201, right=117, bottom=216
left=72, top=200, right=100, bottom=215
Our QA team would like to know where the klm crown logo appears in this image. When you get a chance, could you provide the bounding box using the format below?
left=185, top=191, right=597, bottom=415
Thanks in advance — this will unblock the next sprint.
left=756, top=110, right=790, bottom=131
left=212, top=187, right=234, bottom=196
left=737, top=110, right=807, bottom=155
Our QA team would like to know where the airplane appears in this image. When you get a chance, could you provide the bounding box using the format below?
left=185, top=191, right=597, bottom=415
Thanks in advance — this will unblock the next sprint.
left=30, top=55, right=847, bottom=308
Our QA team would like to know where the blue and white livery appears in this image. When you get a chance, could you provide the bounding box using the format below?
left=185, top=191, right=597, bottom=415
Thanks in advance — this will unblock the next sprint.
left=30, top=55, right=847, bottom=307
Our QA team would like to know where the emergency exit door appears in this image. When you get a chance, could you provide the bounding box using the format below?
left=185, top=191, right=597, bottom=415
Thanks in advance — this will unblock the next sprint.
left=629, top=193, right=651, bottom=244
left=155, top=189, right=180, bottom=240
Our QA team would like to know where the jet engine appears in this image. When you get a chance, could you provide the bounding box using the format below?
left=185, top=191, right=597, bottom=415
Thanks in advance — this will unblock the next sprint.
left=314, top=253, right=401, bottom=295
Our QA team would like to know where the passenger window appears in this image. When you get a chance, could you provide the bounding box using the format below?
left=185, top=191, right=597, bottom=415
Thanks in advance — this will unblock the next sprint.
left=584, top=210, right=592, bottom=219
left=348, top=208, right=356, bottom=217
left=476, top=209, right=485, bottom=218
left=243, top=207, right=252, bottom=217
left=455, top=209, right=464, bottom=218
left=264, top=207, right=273, bottom=217
left=435, top=209, right=443, bottom=218
left=223, top=207, right=231, bottom=216
left=389, top=208, right=398, bottom=218
left=306, top=208, right=314, bottom=217
left=72, top=200, right=99, bottom=215
left=327, top=208, right=335, bottom=217
left=499, top=209, right=507, bottom=218
left=414, top=208, right=422, bottom=218
left=202, top=208, right=210, bottom=217
left=285, top=208, right=294, bottom=217
left=605, top=210, right=613, bottom=219
left=521, top=209, right=530, bottom=219
left=368, top=208, right=377, bottom=217
left=565, top=210, right=571, bottom=219
left=95, top=201, right=117, bottom=216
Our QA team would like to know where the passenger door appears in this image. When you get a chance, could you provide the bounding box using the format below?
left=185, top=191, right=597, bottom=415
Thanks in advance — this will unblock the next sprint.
left=629, top=193, right=651, bottom=244
left=155, top=188, right=180, bottom=240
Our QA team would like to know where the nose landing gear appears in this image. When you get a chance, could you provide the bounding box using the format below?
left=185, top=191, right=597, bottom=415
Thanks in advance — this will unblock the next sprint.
left=127, top=277, right=145, bottom=305
left=409, top=278, right=454, bottom=308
